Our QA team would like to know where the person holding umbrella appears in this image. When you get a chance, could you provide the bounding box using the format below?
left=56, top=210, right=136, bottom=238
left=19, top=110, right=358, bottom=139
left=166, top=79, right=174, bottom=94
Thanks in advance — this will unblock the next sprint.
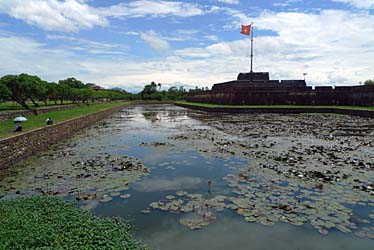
left=13, top=116, right=27, bottom=132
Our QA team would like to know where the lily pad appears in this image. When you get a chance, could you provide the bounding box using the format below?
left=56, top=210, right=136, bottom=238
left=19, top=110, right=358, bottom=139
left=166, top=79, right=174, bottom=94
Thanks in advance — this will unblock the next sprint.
left=176, top=191, right=188, bottom=196
left=100, top=196, right=112, bottom=203
left=120, top=194, right=131, bottom=199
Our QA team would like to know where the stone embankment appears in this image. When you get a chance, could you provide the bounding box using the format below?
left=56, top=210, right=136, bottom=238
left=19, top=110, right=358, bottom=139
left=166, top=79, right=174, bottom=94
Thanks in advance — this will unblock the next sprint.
left=176, top=103, right=374, bottom=118
left=0, top=104, right=128, bottom=169
left=0, top=104, right=78, bottom=122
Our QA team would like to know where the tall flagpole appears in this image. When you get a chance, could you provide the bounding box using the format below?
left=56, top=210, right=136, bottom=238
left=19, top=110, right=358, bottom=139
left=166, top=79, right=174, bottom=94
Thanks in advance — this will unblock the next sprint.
left=250, top=22, right=254, bottom=73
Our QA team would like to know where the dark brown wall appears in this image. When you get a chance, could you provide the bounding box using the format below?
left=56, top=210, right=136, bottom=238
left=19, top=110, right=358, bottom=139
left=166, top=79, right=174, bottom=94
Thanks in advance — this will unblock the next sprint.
left=0, top=104, right=128, bottom=169
left=187, top=85, right=374, bottom=106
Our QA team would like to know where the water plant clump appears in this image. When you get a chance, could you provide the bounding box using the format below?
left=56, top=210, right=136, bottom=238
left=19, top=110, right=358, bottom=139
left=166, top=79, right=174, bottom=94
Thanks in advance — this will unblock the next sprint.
left=147, top=192, right=228, bottom=229
left=222, top=170, right=371, bottom=236
left=0, top=153, right=150, bottom=203
left=0, top=196, right=145, bottom=249
left=140, top=141, right=175, bottom=148
left=165, top=111, right=374, bottom=238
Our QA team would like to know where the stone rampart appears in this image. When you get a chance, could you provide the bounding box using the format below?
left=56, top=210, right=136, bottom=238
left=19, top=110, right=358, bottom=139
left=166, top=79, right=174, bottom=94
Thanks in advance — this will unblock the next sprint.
left=0, top=104, right=128, bottom=169
left=187, top=85, right=374, bottom=106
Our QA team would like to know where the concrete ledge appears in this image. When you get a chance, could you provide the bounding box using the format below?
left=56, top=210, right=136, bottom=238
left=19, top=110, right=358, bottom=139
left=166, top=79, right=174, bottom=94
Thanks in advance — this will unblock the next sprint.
left=175, top=103, right=374, bottom=118
left=0, top=104, right=129, bottom=169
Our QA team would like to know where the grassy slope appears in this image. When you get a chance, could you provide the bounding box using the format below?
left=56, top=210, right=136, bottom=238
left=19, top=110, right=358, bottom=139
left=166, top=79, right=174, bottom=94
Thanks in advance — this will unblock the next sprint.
left=0, top=196, right=145, bottom=250
left=0, top=102, right=128, bottom=139
left=176, top=101, right=374, bottom=111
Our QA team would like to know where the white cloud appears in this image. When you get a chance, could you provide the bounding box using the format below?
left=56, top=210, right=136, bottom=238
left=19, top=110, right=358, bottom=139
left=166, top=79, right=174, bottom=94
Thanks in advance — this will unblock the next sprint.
left=140, top=30, right=170, bottom=51
left=0, top=0, right=107, bottom=32
left=0, top=0, right=207, bottom=32
left=122, top=29, right=200, bottom=43
left=221, top=8, right=252, bottom=29
left=0, top=34, right=78, bottom=79
left=332, top=0, right=374, bottom=9
left=215, top=0, right=240, bottom=4
left=273, top=0, right=303, bottom=8
left=99, top=0, right=205, bottom=18
left=205, top=35, right=219, bottom=41
left=46, top=35, right=129, bottom=55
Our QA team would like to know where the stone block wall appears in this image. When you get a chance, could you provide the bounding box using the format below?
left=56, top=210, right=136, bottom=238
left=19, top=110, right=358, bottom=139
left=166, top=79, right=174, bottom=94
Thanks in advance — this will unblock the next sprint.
left=0, top=104, right=79, bottom=122
left=0, top=104, right=128, bottom=169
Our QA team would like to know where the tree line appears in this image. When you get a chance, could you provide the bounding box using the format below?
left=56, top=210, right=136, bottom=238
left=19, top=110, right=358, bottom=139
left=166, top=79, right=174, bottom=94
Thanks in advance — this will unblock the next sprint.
left=0, top=74, right=133, bottom=109
left=138, top=81, right=208, bottom=101
left=364, top=79, right=374, bottom=85
left=0, top=74, right=208, bottom=109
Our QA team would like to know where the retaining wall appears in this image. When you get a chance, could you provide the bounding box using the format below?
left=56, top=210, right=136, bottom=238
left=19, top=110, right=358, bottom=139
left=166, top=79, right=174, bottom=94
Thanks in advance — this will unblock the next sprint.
left=0, top=104, right=128, bottom=169
left=176, top=103, right=374, bottom=118
left=0, top=104, right=78, bottom=122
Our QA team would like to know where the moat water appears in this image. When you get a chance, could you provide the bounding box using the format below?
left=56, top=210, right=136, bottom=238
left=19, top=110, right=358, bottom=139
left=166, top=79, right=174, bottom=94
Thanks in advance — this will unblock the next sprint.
left=0, top=104, right=373, bottom=250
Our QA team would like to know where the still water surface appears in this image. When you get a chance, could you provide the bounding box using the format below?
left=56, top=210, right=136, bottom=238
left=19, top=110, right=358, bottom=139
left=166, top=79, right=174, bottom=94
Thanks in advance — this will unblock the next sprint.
left=1, top=104, right=373, bottom=250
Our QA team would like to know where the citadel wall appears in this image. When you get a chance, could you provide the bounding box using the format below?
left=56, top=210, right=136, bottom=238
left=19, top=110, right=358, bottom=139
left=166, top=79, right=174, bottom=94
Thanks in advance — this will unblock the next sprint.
left=187, top=85, right=374, bottom=107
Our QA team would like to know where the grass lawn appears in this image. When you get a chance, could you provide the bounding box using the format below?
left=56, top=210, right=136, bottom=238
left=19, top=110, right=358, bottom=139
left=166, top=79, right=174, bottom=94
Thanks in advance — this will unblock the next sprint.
left=0, top=101, right=74, bottom=111
left=176, top=102, right=374, bottom=111
left=0, top=196, right=145, bottom=250
left=0, top=101, right=128, bottom=139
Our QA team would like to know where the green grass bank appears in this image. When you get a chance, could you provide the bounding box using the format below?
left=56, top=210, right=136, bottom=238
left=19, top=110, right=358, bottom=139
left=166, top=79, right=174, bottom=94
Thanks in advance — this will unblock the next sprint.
left=0, top=101, right=128, bottom=139
left=0, top=196, right=145, bottom=250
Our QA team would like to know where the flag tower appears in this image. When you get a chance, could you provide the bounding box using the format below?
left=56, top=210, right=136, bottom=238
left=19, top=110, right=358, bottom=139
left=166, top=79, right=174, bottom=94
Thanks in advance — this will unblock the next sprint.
left=240, top=22, right=254, bottom=72
left=250, top=22, right=254, bottom=72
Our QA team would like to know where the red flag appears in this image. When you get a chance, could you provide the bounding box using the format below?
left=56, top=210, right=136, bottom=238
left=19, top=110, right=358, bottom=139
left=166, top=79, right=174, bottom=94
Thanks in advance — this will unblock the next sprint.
left=240, top=24, right=251, bottom=36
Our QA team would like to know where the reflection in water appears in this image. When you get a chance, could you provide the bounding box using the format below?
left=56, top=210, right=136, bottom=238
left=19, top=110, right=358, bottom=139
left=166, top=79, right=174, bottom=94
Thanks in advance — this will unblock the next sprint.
left=133, top=176, right=203, bottom=192
left=0, top=104, right=373, bottom=250
left=142, top=111, right=163, bottom=123
left=140, top=215, right=374, bottom=250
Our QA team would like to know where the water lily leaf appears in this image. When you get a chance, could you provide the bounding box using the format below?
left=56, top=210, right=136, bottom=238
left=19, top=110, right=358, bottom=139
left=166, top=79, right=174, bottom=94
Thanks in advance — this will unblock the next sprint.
left=318, top=228, right=329, bottom=235
left=176, top=191, right=188, bottom=196
left=141, top=208, right=151, bottom=214
left=100, top=196, right=112, bottom=203
left=120, top=194, right=131, bottom=199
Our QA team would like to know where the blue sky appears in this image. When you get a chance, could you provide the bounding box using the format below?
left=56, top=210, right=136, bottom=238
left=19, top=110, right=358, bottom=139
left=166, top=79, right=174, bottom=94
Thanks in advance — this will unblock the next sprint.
left=0, top=0, right=373, bottom=92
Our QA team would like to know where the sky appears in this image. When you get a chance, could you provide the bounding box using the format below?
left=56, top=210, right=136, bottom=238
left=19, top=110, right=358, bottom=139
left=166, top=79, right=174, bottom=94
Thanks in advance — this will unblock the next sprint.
left=0, top=0, right=373, bottom=92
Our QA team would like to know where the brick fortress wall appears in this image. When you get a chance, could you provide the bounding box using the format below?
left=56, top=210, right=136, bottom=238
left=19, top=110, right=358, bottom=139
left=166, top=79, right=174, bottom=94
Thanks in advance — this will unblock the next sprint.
left=0, top=104, right=128, bottom=169
left=187, top=85, right=374, bottom=106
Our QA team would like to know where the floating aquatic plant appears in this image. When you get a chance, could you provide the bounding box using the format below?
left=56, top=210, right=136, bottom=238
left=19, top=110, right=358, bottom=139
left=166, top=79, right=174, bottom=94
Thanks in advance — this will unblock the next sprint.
left=0, top=153, right=150, bottom=204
